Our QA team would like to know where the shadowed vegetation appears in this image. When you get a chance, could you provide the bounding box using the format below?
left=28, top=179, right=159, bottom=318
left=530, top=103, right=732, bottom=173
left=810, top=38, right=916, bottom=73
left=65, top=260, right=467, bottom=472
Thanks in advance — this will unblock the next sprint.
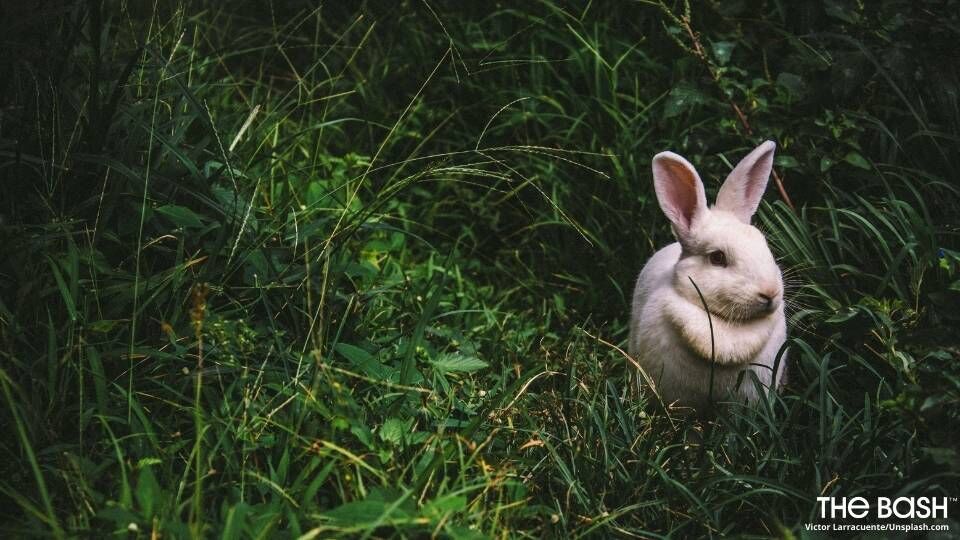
left=1, top=1, right=958, bottom=537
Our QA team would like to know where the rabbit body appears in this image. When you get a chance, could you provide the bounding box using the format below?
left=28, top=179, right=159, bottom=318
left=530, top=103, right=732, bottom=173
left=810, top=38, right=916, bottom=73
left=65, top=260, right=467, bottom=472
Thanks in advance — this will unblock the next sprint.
left=628, top=141, right=787, bottom=412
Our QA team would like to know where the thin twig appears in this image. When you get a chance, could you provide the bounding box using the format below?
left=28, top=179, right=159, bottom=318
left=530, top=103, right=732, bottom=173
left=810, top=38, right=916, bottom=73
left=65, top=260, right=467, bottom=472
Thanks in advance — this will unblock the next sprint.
left=662, top=1, right=795, bottom=211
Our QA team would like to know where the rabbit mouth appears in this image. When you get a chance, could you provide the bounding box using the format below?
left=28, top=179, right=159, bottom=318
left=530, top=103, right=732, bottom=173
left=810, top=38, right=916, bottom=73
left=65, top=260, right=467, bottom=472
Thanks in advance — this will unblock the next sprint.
left=707, top=302, right=775, bottom=323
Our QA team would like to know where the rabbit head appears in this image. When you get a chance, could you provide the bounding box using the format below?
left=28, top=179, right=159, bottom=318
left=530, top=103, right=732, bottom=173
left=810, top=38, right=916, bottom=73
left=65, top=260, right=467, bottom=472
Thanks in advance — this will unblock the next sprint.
left=652, top=141, right=783, bottom=323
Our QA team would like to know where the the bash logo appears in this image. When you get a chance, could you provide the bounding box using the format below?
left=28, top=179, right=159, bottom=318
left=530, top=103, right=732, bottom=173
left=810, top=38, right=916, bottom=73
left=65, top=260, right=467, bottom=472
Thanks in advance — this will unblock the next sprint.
left=816, top=497, right=949, bottom=520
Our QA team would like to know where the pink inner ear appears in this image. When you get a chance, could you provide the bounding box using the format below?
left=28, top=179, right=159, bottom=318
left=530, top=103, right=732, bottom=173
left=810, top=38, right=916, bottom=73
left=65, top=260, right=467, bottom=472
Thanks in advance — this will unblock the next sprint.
left=743, top=155, right=772, bottom=204
left=662, top=160, right=699, bottom=227
left=716, top=141, right=776, bottom=222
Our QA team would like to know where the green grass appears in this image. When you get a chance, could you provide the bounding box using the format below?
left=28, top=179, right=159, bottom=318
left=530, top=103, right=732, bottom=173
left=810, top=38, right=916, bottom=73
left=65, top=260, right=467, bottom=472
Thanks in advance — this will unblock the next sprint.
left=1, top=1, right=959, bottom=538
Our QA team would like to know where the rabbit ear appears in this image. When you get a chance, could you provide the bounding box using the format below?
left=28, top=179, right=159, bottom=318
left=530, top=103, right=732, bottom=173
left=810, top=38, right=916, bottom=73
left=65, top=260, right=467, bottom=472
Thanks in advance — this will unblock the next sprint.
left=715, top=140, right=776, bottom=223
left=652, top=151, right=707, bottom=240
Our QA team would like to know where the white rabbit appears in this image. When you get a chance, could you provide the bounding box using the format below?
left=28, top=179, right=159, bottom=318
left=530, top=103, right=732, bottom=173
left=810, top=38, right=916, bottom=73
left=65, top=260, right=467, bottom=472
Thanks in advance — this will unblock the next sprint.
left=628, top=141, right=787, bottom=412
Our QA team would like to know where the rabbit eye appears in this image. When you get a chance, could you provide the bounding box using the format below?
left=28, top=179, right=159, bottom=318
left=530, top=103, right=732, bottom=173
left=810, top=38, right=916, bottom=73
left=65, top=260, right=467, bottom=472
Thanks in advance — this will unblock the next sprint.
left=708, top=250, right=727, bottom=267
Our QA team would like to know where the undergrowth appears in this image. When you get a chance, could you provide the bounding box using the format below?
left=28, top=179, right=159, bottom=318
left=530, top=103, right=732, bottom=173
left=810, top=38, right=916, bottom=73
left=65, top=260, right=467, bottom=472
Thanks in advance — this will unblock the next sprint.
left=1, top=1, right=958, bottom=538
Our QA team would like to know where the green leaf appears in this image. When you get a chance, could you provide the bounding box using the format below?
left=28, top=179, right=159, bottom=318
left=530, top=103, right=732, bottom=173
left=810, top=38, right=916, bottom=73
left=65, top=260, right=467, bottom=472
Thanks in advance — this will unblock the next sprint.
left=379, top=418, right=407, bottom=444
left=307, top=181, right=325, bottom=206
left=663, top=84, right=707, bottom=119
left=135, top=465, right=161, bottom=518
left=45, top=258, right=77, bottom=322
left=323, top=500, right=389, bottom=523
left=221, top=502, right=250, bottom=540
left=711, top=40, right=736, bottom=65
left=825, top=306, right=859, bottom=324
left=86, top=346, right=109, bottom=416
left=322, top=489, right=414, bottom=525
left=351, top=423, right=374, bottom=448
left=335, top=343, right=394, bottom=380
left=775, top=155, right=800, bottom=169
left=431, top=353, right=488, bottom=373
left=155, top=204, right=204, bottom=228
left=424, top=494, right=467, bottom=515
left=843, top=151, right=871, bottom=170
left=334, top=343, right=373, bottom=363
left=87, top=319, right=122, bottom=333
